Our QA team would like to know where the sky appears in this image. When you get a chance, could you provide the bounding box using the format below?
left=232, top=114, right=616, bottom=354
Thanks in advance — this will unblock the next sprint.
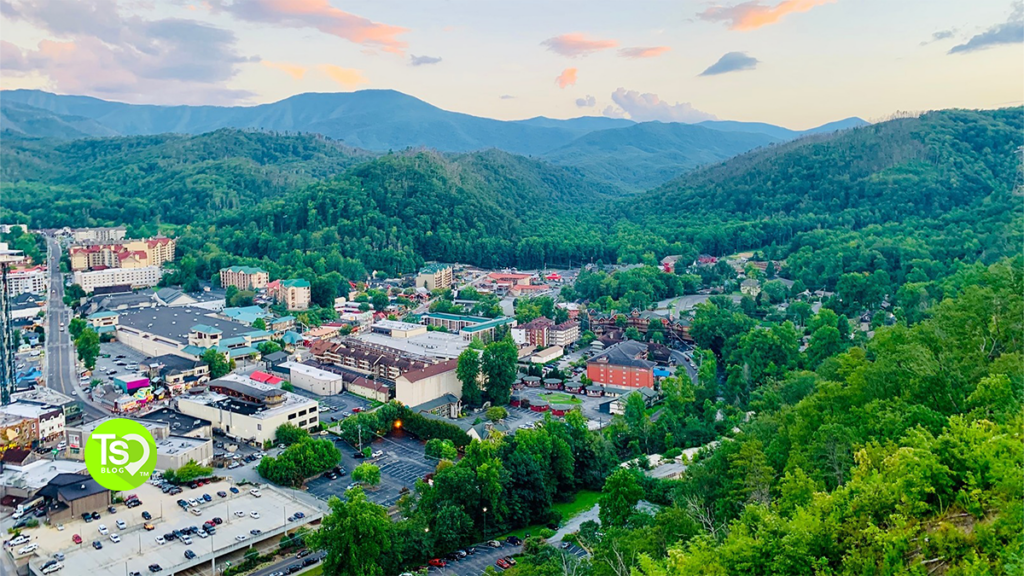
left=1, top=0, right=1022, bottom=129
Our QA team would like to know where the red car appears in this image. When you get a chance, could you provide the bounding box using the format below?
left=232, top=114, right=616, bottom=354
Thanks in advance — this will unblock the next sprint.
left=496, top=558, right=511, bottom=569
left=352, top=407, right=363, bottom=413
left=72, top=534, right=82, bottom=544
left=428, top=559, right=446, bottom=568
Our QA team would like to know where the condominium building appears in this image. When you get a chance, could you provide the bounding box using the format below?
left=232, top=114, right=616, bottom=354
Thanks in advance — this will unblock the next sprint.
left=220, top=265, right=270, bottom=291
left=69, top=226, right=127, bottom=243
left=5, top=265, right=47, bottom=296
left=416, top=263, right=453, bottom=291
left=512, top=317, right=580, bottom=348
left=267, top=278, right=311, bottom=311
left=73, top=266, right=161, bottom=293
left=68, top=237, right=175, bottom=271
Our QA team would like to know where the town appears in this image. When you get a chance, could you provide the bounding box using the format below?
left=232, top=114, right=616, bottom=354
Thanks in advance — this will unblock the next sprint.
left=0, top=221, right=865, bottom=576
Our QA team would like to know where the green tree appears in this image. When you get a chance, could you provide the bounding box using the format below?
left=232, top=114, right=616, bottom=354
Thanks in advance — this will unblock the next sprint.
left=68, top=317, right=87, bottom=340
left=257, top=340, right=281, bottom=355
left=201, top=348, right=232, bottom=378
left=485, top=406, right=508, bottom=422
left=252, top=317, right=267, bottom=330
left=599, top=468, right=644, bottom=527
left=624, top=326, right=642, bottom=341
left=424, top=438, right=458, bottom=460
left=481, top=339, right=518, bottom=405
left=75, top=328, right=100, bottom=370
left=353, top=463, right=381, bottom=487
left=456, top=348, right=482, bottom=406
left=308, top=490, right=393, bottom=576
left=372, top=292, right=390, bottom=312
left=805, top=325, right=843, bottom=368
left=276, top=423, right=310, bottom=446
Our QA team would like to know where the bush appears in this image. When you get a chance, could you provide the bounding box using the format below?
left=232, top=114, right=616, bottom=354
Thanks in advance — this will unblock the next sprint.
left=25, top=519, right=39, bottom=529
left=662, top=447, right=683, bottom=459
left=164, top=460, right=213, bottom=484
left=538, top=528, right=556, bottom=539
left=275, top=423, right=310, bottom=446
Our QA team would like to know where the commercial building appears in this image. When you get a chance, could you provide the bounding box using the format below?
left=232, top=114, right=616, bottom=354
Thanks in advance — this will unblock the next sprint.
left=348, top=378, right=391, bottom=402
left=154, top=435, right=214, bottom=469
left=0, top=400, right=66, bottom=445
left=136, top=408, right=213, bottom=439
left=394, top=359, right=460, bottom=412
left=0, top=412, right=34, bottom=450
left=140, top=354, right=210, bottom=391
left=371, top=320, right=428, bottom=339
left=176, top=375, right=319, bottom=445
left=416, top=263, right=453, bottom=291
left=310, top=339, right=433, bottom=380
left=12, top=387, right=82, bottom=424
left=68, top=237, right=176, bottom=271
left=267, top=278, right=311, bottom=311
left=73, top=266, right=161, bottom=293
left=69, top=226, right=126, bottom=243
left=281, top=361, right=347, bottom=395
left=586, top=340, right=656, bottom=389
left=64, top=418, right=168, bottom=461
left=219, top=265, right=269, bottom=290
left=5, top=265, right=47, bottom=296
left=512, top=317, right=580, bottom=348
left=113, top=307, right=270, bottom=360
left=527, top=345, right=564, bottom=364
left=36, top=473, right=111, bottom=523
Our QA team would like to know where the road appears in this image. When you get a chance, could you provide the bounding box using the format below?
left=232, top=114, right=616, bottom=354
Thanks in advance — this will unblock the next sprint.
left=44, top=236, right=106, bottom=420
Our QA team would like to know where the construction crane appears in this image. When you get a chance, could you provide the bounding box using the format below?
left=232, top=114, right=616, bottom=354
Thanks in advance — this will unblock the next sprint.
left=0, top=242, right=25, bottom=406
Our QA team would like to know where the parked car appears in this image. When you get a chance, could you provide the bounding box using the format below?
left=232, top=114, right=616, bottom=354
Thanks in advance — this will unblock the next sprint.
left=91, top=512, right=101, bottom=520
left=504, top=556, right=517, bottom=566
left=92, top=541, right=103, bottom=550
left=142, top=511, right=152, bottom=520
left=428, top=559, right=446, bottom=568
left=249, top=489, right=262, bottom=498
left=202, top=494, right=212, bottom=502
left=212, top=517, right=223, bottom=525
left=148, top=564, right=162, bottom=573
left=496, top=558, right=510, bottom=569
left=72, top=534, right=82, bottom=544
left=107, top=506, right=117, bottom=514
left=155, top=536, right=166, bottom=545
left=250, top=529, right=262, bottom=536
left=109, top=534, right=121, bottom=543
left=234, top=511, right=245, bottom=517
left=216, top=491, right=227, bottom=498
left=229, top=487, right=239, bottom=494
left=487, top=540, right=503, bottom=548
left=184, top=550, right=196, bottom=560
left=250, top=511, right=260, bottom=519
left=235, top=535, right=247, bottom=542
left=115, top=519, right=126, bottom=530
left=144, top=523, right=155, bottom=531
left=82, top=513, right=93, bottom=523
left=371, top=450, right=384, bottom=458
left=97, top=524, right=109, bottom=535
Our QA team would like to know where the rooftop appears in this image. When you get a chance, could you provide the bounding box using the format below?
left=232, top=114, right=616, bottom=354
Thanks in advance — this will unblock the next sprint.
left=136, top=408, right=211, bottom=435
left=372, top=319, right=425, bottom=331
left=460, top=316, right=515, bottom=333
left=398, top=358, right=458, bottom=383
left=280, top=361, right=346, bottom=382
left=280, top=278, right=311, bottom=289
left=155, top=435, right=212, bottom=457
left=11, top=386, right=76, bottom=406
left=421, top=312, right=490, bottom=323
left=357, top=330, right=469, bottom=360
left=222, top=265, right=267, bottom=274
left=419, top=263, right=452, bottom=274
left=180, top=375, right=316, bottom=419
left=0, top=459, right=88, bottom=492
left=589, top=340, right=655, bottom=370
left=115, top=307, right=255, bottom=344
left=37, top=473, right=108, bottom=502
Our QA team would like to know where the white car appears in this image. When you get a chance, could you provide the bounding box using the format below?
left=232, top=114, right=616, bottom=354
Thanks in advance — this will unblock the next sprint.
left=249, top=511, right=260, bottom=519
left=187, top=498, right=198, bottom=507
left=249, top=489, right=261, bottom=498
left=9, top=535, right=30, bottom=546
left=42, top=563, right=64, bottom=574
left=18, top=543, right=39, bottom=555
left=156, top=536, right=166, bottom=545
left=190, top=508, right=203, bottom=516
left=97, top=524, right=109, bottom=535
left=372, top=450, right=384, bottom=458
left=115, top=519, right=126, bottom=530
left=181, top=536, right=192, bottom=545
left=235, top=534, right=247, bottom=542
left=234, top=511, right=245, bottom=517
left=196, top=530, right=208, bottom=539
left=109, top=534, right=121, bottom=543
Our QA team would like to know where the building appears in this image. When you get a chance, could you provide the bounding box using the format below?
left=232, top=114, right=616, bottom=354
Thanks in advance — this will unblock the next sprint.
left=11, top=292, right=45, bottom=320
left=154, top=435, right=214, bottom=470
left=69, top=226, right=126, bottom=243
left=348, top=378, right=391, bottom=403
left=140, top=354, right=210, bottom=391
left=586, top=340, right=656, bottom=389
left=219, top=266, right=270, bottom=291
left=512, top=317, right=579, bottom=348
left=660, top=255, right=683, bottom=274
left=220, top=305, right=271, bottom=326
left=0, top=223, right=28, bottom=234
left=113, top=374, right=151, bottom=394
left=740, top=278, right=761, bottom=296
left=608, top=387, right=660, bottom=415
left=420, top=313, right=515, bottom=343
left=176, top=376, right=319, bottom=446
left=281, top=361, right=347, bottom=395
left=410, top=393, right=462, bottom=419
left=73, top=266, right=161, bottom=293
left=527, top=345, right=563, bottom=365
left=154, top=287, right=197, bottom=307
left=6, top=265, right=47, bottom=296
left=136, top=408, right=213, bottom=439
left=11, top=387, right=82, bottom=424
left=416, top=263, right=453, bottom=291
left=371, top=320, right=428, bottom=339
left=394, top=359, right=461, bottom=411
left=267, top=278, right=311, bottom=311
left=0, top=400, right=66, bottom=446
left=112, top=307, right=270, bottom=360
left=36, top=473, right=111, bottom=523
left=0, top=413, right=34, bottom=450
left=68, top=237, right=175, bottom=271
left=310, top=339, right=433, bottom=381
left=86, top=310, right=119, bottom=337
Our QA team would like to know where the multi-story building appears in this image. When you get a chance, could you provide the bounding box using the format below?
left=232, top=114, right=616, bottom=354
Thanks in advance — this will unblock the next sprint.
left=68, top=237, right=175, bottom=271
left=69, top=226, right=127, bottom=243
left=73, top=266, right=161, bottom=293
left=6, top=265, right=47, bottom=296
left=0, top=400, right=66, bottom=446
left=176, top=375, right=319, bottom=445
left=220, top=266, right=270, bottom=291
left=586, top=340, right=656, bottom=390
left=309, top=339, right=432, bottom=381
left=394, top=359, right=461, bottom=414
left=512, top=317, right=580, bottom=347
left=267, top=278, right=311, bottom=311
left=416, top=263, right=453, bottom=291
left=0, top=413, right=34, bottom=450
left=419, top=312, right=515, bottom=343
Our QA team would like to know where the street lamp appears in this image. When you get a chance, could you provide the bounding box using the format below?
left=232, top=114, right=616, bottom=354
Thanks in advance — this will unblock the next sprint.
left=482, top=507, right=488, bottom=538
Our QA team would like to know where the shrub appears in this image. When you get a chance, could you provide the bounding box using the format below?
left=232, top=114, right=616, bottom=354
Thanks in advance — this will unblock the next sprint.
left=538, top=528, right=556, bottom=539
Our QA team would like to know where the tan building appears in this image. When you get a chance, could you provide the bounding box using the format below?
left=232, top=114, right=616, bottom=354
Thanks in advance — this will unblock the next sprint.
left=220, top=266, right=270, bottom=290
left=416, top=263, right=453, bottom=291
left=394, top=359, right=461, bottom=410
left=267, top=278, right=311, bottom=311
left=70, top=226, right=126, bottom=243
left=69, top=237, right=176, bottom=271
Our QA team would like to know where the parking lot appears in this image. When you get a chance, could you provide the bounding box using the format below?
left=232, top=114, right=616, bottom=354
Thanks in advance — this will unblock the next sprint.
left=92, top=341, right=152, bottom=384
left=307, top=432, right=435, bottom=507
left=16, top=479, right=322, bottom=576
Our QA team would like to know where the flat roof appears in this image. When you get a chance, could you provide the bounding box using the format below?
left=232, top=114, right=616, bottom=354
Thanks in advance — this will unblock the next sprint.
left=0, top=459, right=88, bottom=492
left=373, top=320, right=425, bottom=331
left=281, top=361, right=346, bottom=381
left=155, top=435, right=211, bottom=456
left=136, top=408, right=211, bottom=435
left=356, top=330, right=469, bottom=360
left=10, top=386, right=76, bottom=406
left=116, top=307, right=255, bottom=345
left=180, top=380, right=316, bottom=420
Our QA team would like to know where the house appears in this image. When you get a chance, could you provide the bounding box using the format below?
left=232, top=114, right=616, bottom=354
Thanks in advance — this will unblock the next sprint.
left=411, top=393, right=462, bottom=419
left=587, top=340, right=656, bottom=389
left=220, top=266, right=269, bottom=291
left=394, top=359, right=461, bottom=410
left=608, top=387, right=660, bottom=415
left=416, top=263, right=453, bottom=291
left=740, top=278, right=761, bottom=296
left=467, top=421, right=510, bottom=442
left=660, top=255, right=682, bottom=274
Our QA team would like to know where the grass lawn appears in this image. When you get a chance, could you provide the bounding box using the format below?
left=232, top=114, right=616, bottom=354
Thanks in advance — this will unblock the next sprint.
left=497, top=489, right=600, bottom=540
left=539, top=393, right=582, bottom=405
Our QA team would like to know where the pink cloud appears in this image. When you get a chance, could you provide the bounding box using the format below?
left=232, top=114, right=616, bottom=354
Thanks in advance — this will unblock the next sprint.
left=210, top=0, right=409, bottom=53
left=262, top=60, right=307, bottom=79
left=541, top=33, right=618, bottom=57
left=555, top=67, right=578, bottom=89
left=618, top=46, right=671, bottom=59
left=699, top=0, right=835, bottom=31
left=319, top=64, right=368, bottom=88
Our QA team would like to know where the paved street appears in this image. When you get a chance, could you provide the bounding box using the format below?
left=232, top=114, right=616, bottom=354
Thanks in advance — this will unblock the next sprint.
left=44, top=236, right=106, bottom=420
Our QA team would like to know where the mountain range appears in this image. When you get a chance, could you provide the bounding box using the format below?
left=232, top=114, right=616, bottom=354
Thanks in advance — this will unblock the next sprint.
left=0, top=89, right=868, bottom=190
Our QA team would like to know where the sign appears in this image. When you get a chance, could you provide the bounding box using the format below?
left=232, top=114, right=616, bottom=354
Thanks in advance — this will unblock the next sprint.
left=84, top=419, right=157, bottom=490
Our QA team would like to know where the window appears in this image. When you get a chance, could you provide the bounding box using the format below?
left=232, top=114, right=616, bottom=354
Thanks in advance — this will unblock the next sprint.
left=297, top=420, right=306, bottom=427
left=288, top=413, right=296, bottom=420
left=257, top=424, right=262, bottom=431
left=298, top=409, right=306, bottom=417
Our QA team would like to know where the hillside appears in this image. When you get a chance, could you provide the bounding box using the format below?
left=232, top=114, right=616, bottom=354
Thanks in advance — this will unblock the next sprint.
left=543, top=121, right=781, bottom=190
left=0, top=129, right=374, bottom=228
left=0, top=100, right=118, bottom=139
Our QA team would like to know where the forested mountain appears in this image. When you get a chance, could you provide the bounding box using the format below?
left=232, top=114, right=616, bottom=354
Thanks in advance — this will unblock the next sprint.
left=543, top=121, right=781, bottom=189
left=696, top=116, right=868, bottom=139
left=1, top=100, right=118, bottom=139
